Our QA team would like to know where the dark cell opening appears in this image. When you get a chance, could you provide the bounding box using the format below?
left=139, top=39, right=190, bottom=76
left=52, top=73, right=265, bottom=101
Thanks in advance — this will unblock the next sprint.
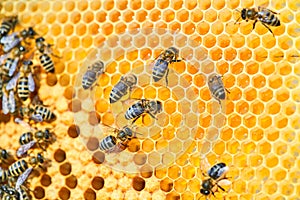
left=67, top=124, right=80, bottom=138
left=84, top=188, right=96, bottom=200
left=34, top=186, right=45, bottom=199
left=40, top=174, right=52, bottom=186
left=60, top=162, right=72, bottom=176
left=54, top=148, right=66, bottom=162
left=132, top=176, right=146, bottom=191
left=91, top=176, right=104, bottom=190
left=66, top=174, right=78, bottom=189
left=58, top=187, right=71, bottom=200
left=92, top=151, right=105, bottom=164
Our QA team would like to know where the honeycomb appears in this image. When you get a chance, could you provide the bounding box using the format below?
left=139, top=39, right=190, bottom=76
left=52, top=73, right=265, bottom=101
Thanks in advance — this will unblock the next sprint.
left=0, top=0, right=300, bottom=200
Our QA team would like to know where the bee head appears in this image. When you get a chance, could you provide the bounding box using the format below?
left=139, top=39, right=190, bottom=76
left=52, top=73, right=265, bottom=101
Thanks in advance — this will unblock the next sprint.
left=200, top=189, right=210, bottom=196
left=23, top=60, right=33, bottom=66
left=125, top=74, right=137, bottom=85
left=241, top=9, right=247, bottom=20
left=36, top=37, right=45, bottom=43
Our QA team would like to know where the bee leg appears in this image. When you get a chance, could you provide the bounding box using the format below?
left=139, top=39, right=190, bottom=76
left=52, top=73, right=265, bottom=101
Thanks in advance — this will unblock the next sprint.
left=261, top=23, right=275, bottom=37
left=252, top=20, right=258, bottom=30
left=216, top=183, right=226, bottom=191
left=131, top=116, right=141, bottom=124
left=148, top=112, right=158, bottom=120
left=165, top=68, right=169, bottom=86
left=225, top=88, right=230, bottom=94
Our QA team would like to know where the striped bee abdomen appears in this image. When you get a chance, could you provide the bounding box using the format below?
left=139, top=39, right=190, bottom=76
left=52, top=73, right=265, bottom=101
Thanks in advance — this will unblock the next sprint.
left=99, top=135, right=117, bottom=151
left=17, top=77, right=29, bottom=101
left=152, top=59, right=168, bottom=82
left=8, top=160, right=28, bottom=177
left=125, top=102, right=145, bottom=120
left=39, top=54, right=55, bottom=73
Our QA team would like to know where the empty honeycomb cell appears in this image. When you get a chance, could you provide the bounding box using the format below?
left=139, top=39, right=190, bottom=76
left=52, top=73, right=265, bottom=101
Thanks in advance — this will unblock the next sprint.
left=160, top=177, right=173, bottom=192
left=224, top=47, right=237, bottom=61
left=266, top=154, right=279, bottom=168
left=34, top=186, right=45, bottom=199
left=250, top=127, right=264, bottom=141
left=243, top=114, right=257, bottom=128
left=84, top=188, right=96, bottom=200
left=133, top=152, right=147, bottom=165
left=132, top=176, right=146, bottom=191
left=58, top=187, right=71, bottom=200
left=274, top=141, right=288, bottom=155
left=285, top=76, right=299, bottom=89
left=276, top=88, right=290, bottom=102
left=196, top=21, right=210, bottom=35
left=66, top=175, right=78, bottom=189
left=281, top=155, right=295, bottom=170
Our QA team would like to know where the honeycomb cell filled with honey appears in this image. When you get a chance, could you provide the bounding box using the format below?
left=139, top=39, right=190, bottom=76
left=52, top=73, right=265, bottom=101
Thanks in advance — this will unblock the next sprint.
left=0, top=0, right=299, bottom=200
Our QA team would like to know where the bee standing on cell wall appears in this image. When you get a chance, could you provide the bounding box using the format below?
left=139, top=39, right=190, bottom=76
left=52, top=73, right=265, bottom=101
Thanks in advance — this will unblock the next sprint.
left=99, top=125, right=139, bottom=153
left=208, top=73, right=229, bottom=107
left=82, top=60, right=105, bottom=89
left=16, top=60, right=35, bottom=101
left=109, top=73, right=137, bottom=103
left=152, top=47, right=183, bottom=86
left=0, top=16, right=18, bottom=39
left=35, top=37, right=58, bottom=73
left=125, top=99, right=163, bottom=124
left=19, top=105, right=56, bottom=122
left=199, top=162, right=230, bottom=199
left=235, top=7, right=280, bottom=36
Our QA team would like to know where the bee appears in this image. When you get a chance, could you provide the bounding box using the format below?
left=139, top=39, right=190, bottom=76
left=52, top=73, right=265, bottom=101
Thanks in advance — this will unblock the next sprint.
left=0, top=184, right=19, bottom=200
left=18, top=186, right=30, bottom=200
left=99, top=125, right=139, bottom=153
left=200, top=162, right=230, bottom=199
left=0, top=168, right=9, bottom=182
left=0, top=16, right=18, bottom=39
left=125, top=99, right=163, bottom=124
left=17, top=129, right=51, bottom=157
left=82, top=60, right=105, bottom=89
left=16, top=60, right=35, bottom=101
left=35, top=37, right=58, bottom=73
left=2, top=90, right=17, bottom=115
left=1, top=45, right=27, bottom=83
left=235, top=7, right=280, bottom=36
left=207, top=73, right=229, bottom=107
left=152, top=47, right=183, bottom=86
left=20, top=26, right=37, bottom=41
left=109, top=73, right=137, bottom=103
left=19, top=105, right=56, bottom=122
left=0, top=77, right=3, bottom=98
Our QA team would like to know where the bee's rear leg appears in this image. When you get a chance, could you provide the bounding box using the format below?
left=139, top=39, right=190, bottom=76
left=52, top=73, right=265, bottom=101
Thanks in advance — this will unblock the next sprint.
left=261, top=22, right=275, bottom=37
left=165, top=68, right=169, bottom=86
left=131, top=116, right=141, bottom=124
left=252, top=20, right=258, bottom=30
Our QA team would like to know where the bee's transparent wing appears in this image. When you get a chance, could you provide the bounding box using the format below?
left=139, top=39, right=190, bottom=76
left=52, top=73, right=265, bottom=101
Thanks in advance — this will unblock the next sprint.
left=31, top=114, right=43, bottom=122
left=16, top=140, right=36, bottom=157
left=15, top=167, right=33, bottom=191
left=6, top=72, right=20, bottom=90
left=9, top=57, right=19, bottom=76
left=1, top=33, right=21, bottom=52
left=2, top=92, right=9, bottom=114
left=8, top=90, right=15, bottom=113
left=28, top=73, right=35, bottom=92
left=0, top=53, right=9, bottom=65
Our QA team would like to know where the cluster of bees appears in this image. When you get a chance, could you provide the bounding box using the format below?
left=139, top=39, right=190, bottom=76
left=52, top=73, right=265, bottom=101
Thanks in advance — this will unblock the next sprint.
left=0, top=15, right=56, bottom=123
left=80, top=6, right=283, bottom=199
left=0, top=15, right=58, bottom=199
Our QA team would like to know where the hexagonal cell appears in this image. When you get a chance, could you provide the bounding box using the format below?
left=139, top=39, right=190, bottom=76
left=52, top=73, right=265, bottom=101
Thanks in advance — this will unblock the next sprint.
left=264, top=180, right=278, bottom=195
left=266, top=154, right=279, bottom=168
left=276, top=88, right=290, bottom=102
left=243, top=114, right=256, bottom=128
left=273, top=167, right=287, bottom=181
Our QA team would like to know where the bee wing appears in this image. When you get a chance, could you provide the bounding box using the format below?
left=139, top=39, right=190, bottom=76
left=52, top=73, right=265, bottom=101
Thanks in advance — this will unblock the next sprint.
left=15, top=167, right=33, bottom=191
left=0, top=53, right=9, bottom=65
left=2, top=92, right=9, bottom=114
left=28, top=73, right=35, bottom=92
left=6, top=72, right=20, bottom=90
left=16, top=140, right=36, bottom=157
left=31, top=114, right=43, bottom=122
left=15, top=118, right=35, bottom=131
left=8, top=90, right=15, bottom=113
left=1, top=33, right=21, bottom=52
left=217, top=179, right=231, bottom=186
left=8, top=57, right=19, bottom=76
